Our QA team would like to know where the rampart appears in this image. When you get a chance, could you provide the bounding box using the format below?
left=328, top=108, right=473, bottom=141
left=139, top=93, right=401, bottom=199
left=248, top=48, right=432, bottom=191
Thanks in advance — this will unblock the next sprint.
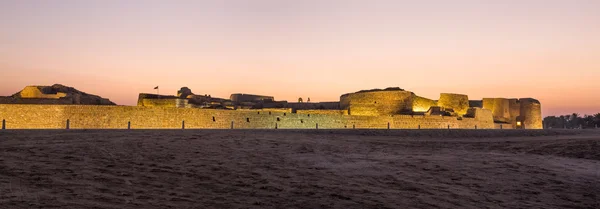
left=0, top=85, right=543, bottom=130
left=519, top=98, right=543, bottom=129
left=230, top=94, right=274, bottom=103
left=286, top=102, right=340, bottom=111
left=483, top=98, right=511, bottom=122
left=438, top=93, right=469, bottom=116
left=19, top=86, right=67, bottom=99
left=412, top=96, right=436, bottom=112
left=340, top=90, right=414, bottom=116
left=0, top=104, right=494, bottom=129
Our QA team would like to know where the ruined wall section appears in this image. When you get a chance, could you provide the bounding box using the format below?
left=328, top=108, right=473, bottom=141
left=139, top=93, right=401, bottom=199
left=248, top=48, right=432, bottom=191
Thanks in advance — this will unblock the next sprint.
left=230, top=94, right=274, bottom=103
left=340, top=90, right=414, bottom=116
left=437, top=93, right=469, bottom=115
left=412, top=96, right=437, bottom=112
left=483, top=98, right=511, bottom=123
left=19, top=86, right=67, bottom=99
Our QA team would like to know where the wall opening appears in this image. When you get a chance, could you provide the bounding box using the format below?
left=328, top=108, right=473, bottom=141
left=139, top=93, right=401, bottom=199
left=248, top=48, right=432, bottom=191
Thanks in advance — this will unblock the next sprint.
left=269, top=111, right=271, bottom=115
left=212, top=116, right=216, bottom=122
left=277, top=117, right=280, bottom=121
left=307, top=114, right=310, bottom=117
left=300, top=119, right=304, bottom=123
left=283, top=113, right=286, bottom=116
left=246, top=118, right=250, bottom=122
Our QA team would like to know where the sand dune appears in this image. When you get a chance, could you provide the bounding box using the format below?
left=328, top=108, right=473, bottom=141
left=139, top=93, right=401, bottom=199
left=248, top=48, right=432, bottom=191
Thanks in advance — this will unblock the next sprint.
left=0, top=129, right=598, bottom=209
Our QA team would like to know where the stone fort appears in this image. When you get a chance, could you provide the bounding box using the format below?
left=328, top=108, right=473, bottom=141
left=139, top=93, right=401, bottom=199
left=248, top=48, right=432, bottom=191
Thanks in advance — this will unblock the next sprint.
left=0, top=85, right=542, bottom=129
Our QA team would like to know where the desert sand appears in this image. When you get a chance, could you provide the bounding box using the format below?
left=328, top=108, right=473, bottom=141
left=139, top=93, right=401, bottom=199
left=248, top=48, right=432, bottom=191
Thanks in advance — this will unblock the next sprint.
left=0, top=129, right=598, bottom=209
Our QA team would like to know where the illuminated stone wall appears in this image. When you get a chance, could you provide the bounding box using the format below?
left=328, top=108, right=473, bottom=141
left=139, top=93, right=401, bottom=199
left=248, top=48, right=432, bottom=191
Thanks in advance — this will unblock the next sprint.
left=138, top=98, right=179, bottom=107
left=519, top=98, right=543, bottom=129
left=481, top=98, right=542, bottom=129
left=287, top=102, right=340, bottom=111
left=0, top=104, right=497, bottom=130
left=19, top=86, right=67, bottom=99
left=437, top=93, right=469, bottom=116
left=507, top=99, right=521, bottom=125
left=296, top=109, right=348, bottom=115
left=483, top=98, right=511, bottom=123
left=412, top=96, right=437, bottom=112
left=340, top=90, right=414, bottom=116
left=230, top=94, right=274, bottom=102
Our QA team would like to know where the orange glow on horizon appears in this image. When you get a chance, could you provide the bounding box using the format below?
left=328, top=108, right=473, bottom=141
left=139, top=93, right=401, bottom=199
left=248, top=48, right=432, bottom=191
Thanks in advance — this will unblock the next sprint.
left=0, top=0, right=599, bottom=117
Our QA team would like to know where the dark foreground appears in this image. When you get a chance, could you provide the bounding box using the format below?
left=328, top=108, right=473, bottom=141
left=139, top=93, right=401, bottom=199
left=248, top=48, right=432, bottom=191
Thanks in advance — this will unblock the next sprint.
left=0, top=129, right=598, bottom=209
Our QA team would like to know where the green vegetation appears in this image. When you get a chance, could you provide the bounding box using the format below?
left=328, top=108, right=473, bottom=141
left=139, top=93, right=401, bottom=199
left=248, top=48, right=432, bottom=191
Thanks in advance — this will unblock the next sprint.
left=544, top=113, right=600, bottom=129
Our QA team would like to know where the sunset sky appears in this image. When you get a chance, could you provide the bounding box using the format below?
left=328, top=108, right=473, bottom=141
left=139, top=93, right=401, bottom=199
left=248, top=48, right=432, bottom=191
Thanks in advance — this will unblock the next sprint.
left=1, top=0, right=599, bottom=116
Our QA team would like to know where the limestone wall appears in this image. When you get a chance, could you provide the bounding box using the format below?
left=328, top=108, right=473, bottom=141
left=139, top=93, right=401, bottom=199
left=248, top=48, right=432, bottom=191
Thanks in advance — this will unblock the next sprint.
left=0, top=97, right=74, bottom=105
left=138, top=98, right=178, bottom=107
left=507, top=99, right=521, bottom=127
left=296, top=109, right=348, bottom=115
left=0, top=104, right=497, bottom=129
left=230, top=94, right=274, bottom=102
left=483, top=98, right=511, bottom=123
left=286, top=102, right=340, bottom=111
left=519, top=98, right=543, bottom=129
left=19, top=86, right=67, bottom=99
left=412, top=96, right=437, bottom=112
left=340, top=90, right=414, bottom=116
left=437, top=93, right=469, bottom=115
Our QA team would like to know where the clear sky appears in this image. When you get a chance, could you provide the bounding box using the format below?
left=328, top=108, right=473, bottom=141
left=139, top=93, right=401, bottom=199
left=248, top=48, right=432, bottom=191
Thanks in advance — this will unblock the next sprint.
left=1, top=0, right=599, bottom=116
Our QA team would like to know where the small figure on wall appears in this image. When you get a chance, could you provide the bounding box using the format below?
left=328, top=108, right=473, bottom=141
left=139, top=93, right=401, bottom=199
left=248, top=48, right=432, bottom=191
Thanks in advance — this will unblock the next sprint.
left=298, top=97, right=303, bottom=103
left=307, top=97, right=311, bottom=103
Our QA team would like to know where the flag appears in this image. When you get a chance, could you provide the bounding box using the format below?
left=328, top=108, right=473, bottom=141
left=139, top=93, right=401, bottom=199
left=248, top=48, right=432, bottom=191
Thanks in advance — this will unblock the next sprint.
left=154, top=86, right=159, bottom=89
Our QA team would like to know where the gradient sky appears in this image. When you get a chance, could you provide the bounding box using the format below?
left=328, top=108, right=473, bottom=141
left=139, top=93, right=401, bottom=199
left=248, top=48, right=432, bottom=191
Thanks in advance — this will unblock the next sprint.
left=1, top=0, right=599, bottom=116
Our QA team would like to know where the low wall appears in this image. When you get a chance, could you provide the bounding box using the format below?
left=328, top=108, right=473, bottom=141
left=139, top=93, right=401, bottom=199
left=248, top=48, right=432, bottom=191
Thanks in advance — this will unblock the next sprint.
left=139, top=98, right=179, bottom=107
left=296, top=109, right=348, bottom=115
left=0, top=104, right=498, bottom=129
left=412, top=96, right=436, bottom=112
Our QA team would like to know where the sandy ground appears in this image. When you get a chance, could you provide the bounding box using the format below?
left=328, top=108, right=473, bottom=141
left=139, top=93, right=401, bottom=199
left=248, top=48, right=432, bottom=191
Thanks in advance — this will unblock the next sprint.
left=0, top=129, right=598, bottom=209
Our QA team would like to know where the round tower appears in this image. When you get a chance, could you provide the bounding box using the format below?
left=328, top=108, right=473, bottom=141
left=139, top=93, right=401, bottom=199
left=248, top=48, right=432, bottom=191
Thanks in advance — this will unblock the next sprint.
left=519, top=98, right=542, bottom=129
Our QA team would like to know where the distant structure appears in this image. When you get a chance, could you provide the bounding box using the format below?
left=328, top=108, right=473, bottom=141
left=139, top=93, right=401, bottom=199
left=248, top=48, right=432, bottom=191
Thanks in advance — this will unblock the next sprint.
left=0, top=85, right=542, bottom=129
left=0, top=84, right=114, bottom=105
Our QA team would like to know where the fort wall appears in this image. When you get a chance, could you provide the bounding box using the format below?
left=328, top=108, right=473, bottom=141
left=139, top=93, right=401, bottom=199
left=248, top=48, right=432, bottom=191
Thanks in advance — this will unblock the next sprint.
left=19, top=86, right=67, bottom=99
left=483, top=98, right=511, bottom=123
left=0, top=97, right=75, bottom=105
left=296, top=109, right=348, bottom=115
left=507, top=99, right=521, bottom=126
left=412, top=96, right=437, bottom=112
left=230, top=94, right=274, bottom=103
left=0, top=104, right=495, bottom=129
left=437, top=93, right=469, bottom=115
left=286, top=102, right=340, bottom=111
left=519, top=98, right=543, bottom=129
left=340, top=90, right=414, bottom=116
left=138, top=98, right=179, bottom=107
